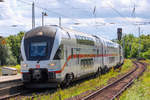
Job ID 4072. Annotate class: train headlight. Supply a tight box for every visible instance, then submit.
[48,62,56,67]
[22,64,28,67]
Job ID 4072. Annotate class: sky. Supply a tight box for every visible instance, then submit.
[0,0,150,39]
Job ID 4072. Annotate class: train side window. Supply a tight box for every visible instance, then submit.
[71,48,73,58]
[54,44,64,60]
[77,54,80,64]
[81,59,85,67]
[83,60,86,67]
[97,49,99,55]
[87,59,89,66]
[65,47,68,66]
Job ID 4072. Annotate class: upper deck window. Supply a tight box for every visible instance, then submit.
[75,35,94,46]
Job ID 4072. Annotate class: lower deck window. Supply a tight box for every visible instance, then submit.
[81,59,93,67]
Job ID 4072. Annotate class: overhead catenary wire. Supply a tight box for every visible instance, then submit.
[130,0,136,18]
[105,1,134,25]
[104,0,141,40]
[16,0,145,36]
[131,4,136,18]
[16,0,81,24]
[17,0,125,27]
[56,1,98,26]
[16,0,115,27]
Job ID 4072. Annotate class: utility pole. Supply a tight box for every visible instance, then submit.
[138,26,141,58]
[42,12,48,26]
[59,17,61,27]
[42,12,44,26]
[123,33,125,57]
[32,2,35,29]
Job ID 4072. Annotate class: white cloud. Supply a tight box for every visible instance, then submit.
[0,0,150,39]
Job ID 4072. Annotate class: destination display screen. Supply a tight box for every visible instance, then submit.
[30,42,47,57]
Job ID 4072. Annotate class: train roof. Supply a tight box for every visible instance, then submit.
[24,26,57,39]
[24,25,119,48]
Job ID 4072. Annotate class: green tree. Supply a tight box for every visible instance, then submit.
[0,38,17,65]
[118,34,150,59]
[141,49,150,59]
[6,32,24,64]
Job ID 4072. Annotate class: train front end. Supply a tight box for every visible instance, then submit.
[21,26,63,86]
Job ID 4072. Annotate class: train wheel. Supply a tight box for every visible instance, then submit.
[102,66,108,74]
[95,67,102,77]
[61,74,73,88]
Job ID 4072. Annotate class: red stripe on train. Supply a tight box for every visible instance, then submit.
[52,53,118,73]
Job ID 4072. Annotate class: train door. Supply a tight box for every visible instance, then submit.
[70,47,79,77]
[75,48,81,77]
[81,48,89,76]
[62,45,74,76]
[103,42,108,67]
[101,42,104,68]
[63,45,70,74]
[119,45,121,64]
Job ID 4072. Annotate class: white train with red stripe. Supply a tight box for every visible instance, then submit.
[21,25,124,87]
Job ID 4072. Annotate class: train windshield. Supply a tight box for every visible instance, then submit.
[30,42,47,57]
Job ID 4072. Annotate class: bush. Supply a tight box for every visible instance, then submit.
[141,49,150,59]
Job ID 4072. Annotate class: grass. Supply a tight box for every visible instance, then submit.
[120,59,150,100]
[16,59,134,100]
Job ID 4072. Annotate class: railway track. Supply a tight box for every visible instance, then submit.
[0,61,146,100]
[82,61,146,100]
[0,79,24,100]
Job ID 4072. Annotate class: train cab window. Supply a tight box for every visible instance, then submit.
[54,45,64,60]
[97,49,99,55]
[30,42,48,57]
[71,48,73,58]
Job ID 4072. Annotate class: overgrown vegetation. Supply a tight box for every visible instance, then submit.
[0,39,16,65]
[120,60,150,100]
[0,32,24,66]
[6,32,24,64]
[117,34,150,59]
[15,59,134,100]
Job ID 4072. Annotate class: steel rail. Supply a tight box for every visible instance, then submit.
[82,61,146,100]
[0,61,146,100]
[0,80,23,100]
[110,62,146,100]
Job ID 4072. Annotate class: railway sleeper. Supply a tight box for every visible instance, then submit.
[0,83,23,98]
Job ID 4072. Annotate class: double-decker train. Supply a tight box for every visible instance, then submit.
[21,25,124,87]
